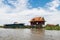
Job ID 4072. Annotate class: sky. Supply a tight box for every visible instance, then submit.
[0,0,60,25]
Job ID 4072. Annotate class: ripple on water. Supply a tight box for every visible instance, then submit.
[0,28,60,40]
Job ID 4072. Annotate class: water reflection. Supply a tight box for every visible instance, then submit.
[0,28,60,40]
[45,30,60,40]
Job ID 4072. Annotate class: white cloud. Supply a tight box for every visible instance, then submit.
[0,0,60,25]
[0,0,28,13]
[44,0,60,25]
[0,0,29,25]
[46,0,60,11]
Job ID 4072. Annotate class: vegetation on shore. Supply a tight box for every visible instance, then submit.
[45,24,60,30]
[0,26,3,28]
[0,24,60,30]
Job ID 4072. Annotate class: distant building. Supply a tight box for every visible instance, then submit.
[46,24,55,26]
[30,17,45,28]
[4,23,25,28]
[46,24,59,27]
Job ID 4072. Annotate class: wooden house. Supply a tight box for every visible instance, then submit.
[30,17,45,28]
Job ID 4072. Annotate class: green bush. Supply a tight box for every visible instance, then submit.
[45,26,60,30]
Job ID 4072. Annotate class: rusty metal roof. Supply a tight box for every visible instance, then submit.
[30,17,45,22]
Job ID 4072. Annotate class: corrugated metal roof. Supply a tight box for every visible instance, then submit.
[30,17,45,22]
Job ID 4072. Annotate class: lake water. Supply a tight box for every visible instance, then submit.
[0,28,60,40]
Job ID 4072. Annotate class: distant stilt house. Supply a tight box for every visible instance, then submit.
[4,23,25,28]
[30,17,45,28]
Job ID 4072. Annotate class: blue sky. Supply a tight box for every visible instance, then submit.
[56,5,60,10]
[2,0,53,9]
[0,0,60,25]
[2,0,60,10]
[28,0,52,8]
[2,0,18,8]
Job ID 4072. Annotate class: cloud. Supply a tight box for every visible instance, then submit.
[43,0,60,24]
[46,0,60,11]
[0,0,28,13]
[0,0,29,25]
[0,0,60,25]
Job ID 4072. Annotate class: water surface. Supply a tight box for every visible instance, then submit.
[0,28,60,40]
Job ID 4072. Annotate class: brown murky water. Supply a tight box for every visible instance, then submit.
[0,28,60,40]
